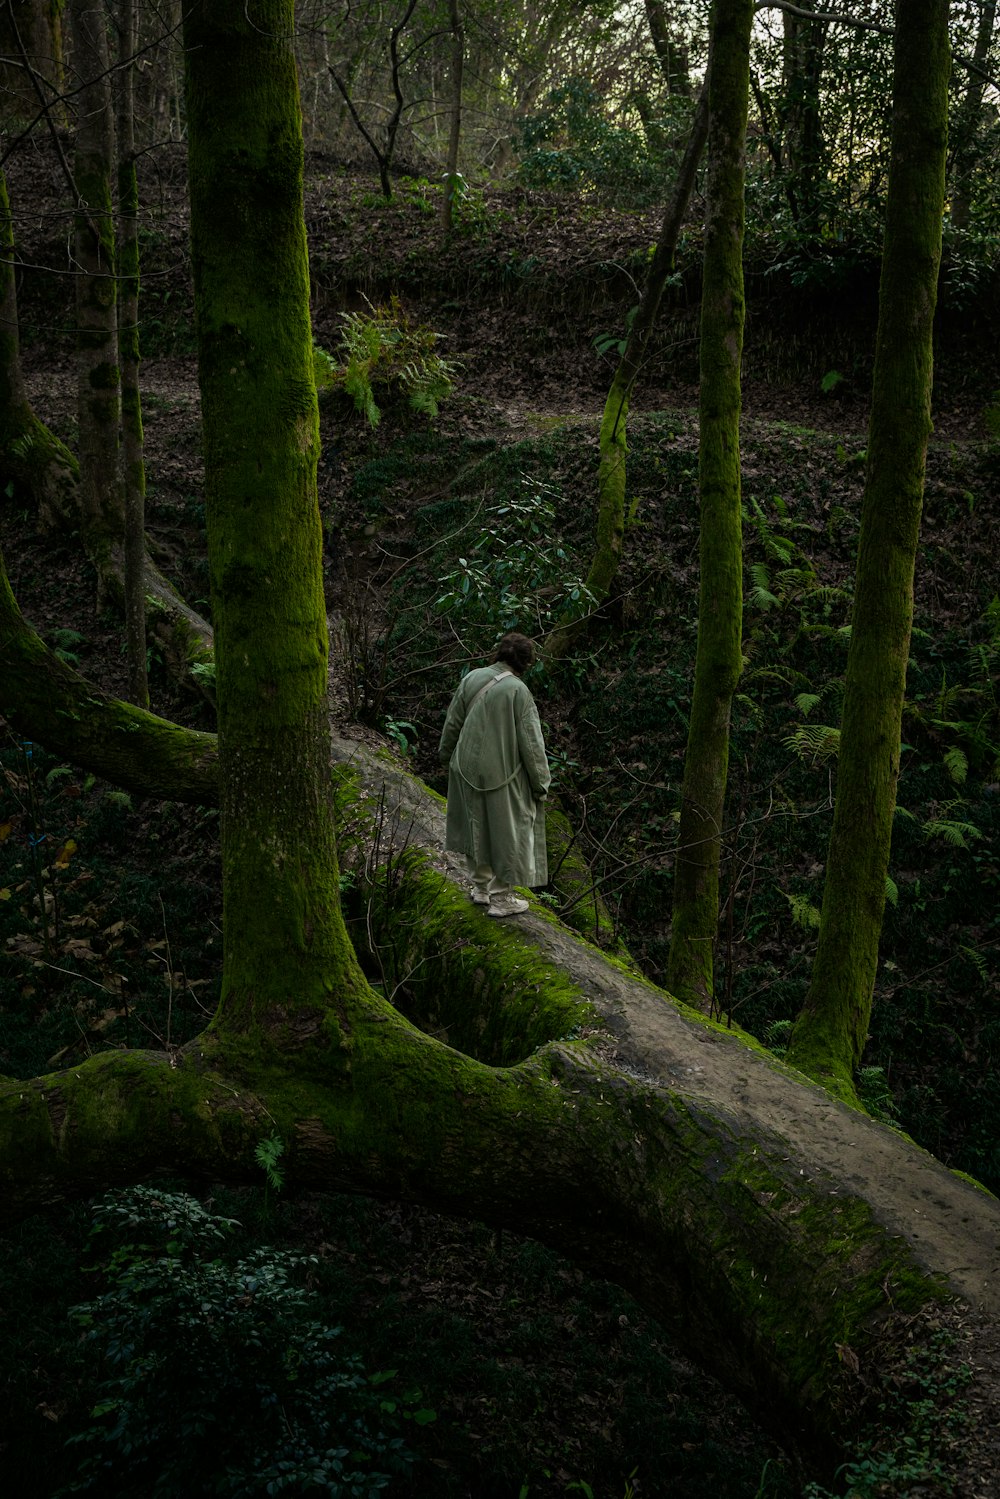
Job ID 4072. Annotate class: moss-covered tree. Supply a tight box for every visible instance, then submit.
[0,164,80,518]
[68,0,123,599]
[0,0,65,122]
[117,0,149,708]
[665,0,751,1012]
[546,82,708,660]
[3,3,1000,1489]
[787,0,950,1102]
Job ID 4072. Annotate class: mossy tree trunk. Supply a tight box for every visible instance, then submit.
[0,165,80,517]
[787,0,950,1102]
[117,0,149,709]
[0,0,65,120]
[182,0,369,1038]
[665,0,751,1013]
[68,0,124,600]
[545,83,708,660]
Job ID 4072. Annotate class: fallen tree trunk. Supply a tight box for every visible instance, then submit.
[2,615,1000,1479]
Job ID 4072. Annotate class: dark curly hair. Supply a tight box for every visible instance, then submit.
[494,632,535,676]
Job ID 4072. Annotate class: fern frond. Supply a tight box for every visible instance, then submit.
[783,891,822,931]
[922,819,982,849]
[884,874,898,908]
[794,692,822,717]
[943,746,968,785]
[783,723,841,763]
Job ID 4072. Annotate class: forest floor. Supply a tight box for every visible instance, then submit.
[3,147,1000,1497]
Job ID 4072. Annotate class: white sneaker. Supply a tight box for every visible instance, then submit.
[469,884,491,906]
[487,893,529,918]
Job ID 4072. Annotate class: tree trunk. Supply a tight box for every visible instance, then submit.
[779,1,829,231]
[666,0,750,1012]
[644,0,691,96]
[182,0,368,1034]
[0,0,65,121]
[787,0,950,1102]
[545,84,708,660]
[0,165,80,518]
[441,0,464,236]
[68,0,123,600]
[950,0,996,230]
[0,543,218,798]
[117,0,148,709]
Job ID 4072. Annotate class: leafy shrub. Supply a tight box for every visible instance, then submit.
[325,297,459,428]
[61,1187,419,1497]
[517,77,683,208]
[434,476,594,650]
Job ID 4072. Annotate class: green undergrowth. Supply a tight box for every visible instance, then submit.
[0,733,222,1079]
[356,416,1000,1191]
[0,1183,795,1498]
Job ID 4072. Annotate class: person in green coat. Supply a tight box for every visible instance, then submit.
[439,632,551,918]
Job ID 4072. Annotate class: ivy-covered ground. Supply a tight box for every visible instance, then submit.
[2,148,999,1496]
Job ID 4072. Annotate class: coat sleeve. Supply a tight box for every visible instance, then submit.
[438,679,468,765]
[515,690,551,800]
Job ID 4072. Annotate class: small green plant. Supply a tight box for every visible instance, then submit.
[434,476,595,647]
[332,296,459,427]
[47,628,86,666]
[62,1187,418,1496]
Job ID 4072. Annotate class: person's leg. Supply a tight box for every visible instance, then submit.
[466,858,494,905]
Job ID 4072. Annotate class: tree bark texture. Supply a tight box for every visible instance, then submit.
[68,0,123,592]
[117,0,148,709]
[0,0,64,120]
[666,0,751,1013]
[182,0,368,1037]
[788,0,949,1100]
[546,84,709,661]
[0,165,80,518]
[441,0,464,235]
[950,0,996,229]
[0,544,218,799]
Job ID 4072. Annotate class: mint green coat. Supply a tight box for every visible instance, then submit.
[439,666,551,887]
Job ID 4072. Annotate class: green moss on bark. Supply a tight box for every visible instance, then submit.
[666,0,752,1012]
[788,0,950,1096]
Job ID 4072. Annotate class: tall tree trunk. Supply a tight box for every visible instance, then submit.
[0,164,80,517]
[644,0,691,96]
[117,0,148,709]
[779,2,829,231]
[950,0,996,230]
[441,0,464,235]
[787,0,950,1103]
[68,0,123,601]
[182,0,368,1033]
[546,84,708,660]
[0,0,65,120]
[665,0,751,1013]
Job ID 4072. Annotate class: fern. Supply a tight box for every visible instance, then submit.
[922,819,982,849]
[784,723,841,763]
[783,891,822,931]
[943,745,968,785]
[749,562,780,611]
[884,874,898,908]
[254,1132,285,1192]
[794,692,823,717]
